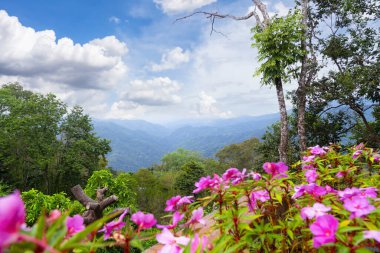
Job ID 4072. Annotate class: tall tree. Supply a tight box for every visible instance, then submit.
[0,83,65,192]
[0,83,111,194]
[309,0,380,146]
[251,11,304,163]
[178,1,309,163]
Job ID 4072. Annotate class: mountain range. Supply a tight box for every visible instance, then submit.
[93,113,280,172]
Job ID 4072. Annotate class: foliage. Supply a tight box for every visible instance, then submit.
[252,11,305,85]
[307,0,380,147]
[215,137,262,171]
[84,169,138,212]
[4,144,380,253]
[21,189,83,225]
[0,83,111,194]
[175,161,206,196]
[161,148,204,171]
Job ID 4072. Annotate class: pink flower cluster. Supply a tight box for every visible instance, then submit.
[165,195,193,212]
[193,174,228,193]
[292,183,330,199]
[222,168,247,185]
[262,162,288,179]
[309,145,328,156]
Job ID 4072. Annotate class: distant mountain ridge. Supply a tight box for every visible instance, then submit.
[93,113,279,172]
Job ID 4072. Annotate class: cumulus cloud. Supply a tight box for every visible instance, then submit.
[154,0,217,13]
[123,77,182,106]
[151,47,190,72]
[186,6,296,117]
[0,10,128,90]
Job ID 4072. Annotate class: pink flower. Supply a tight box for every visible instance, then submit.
[0,191,25,250]
[343,196,375,219]
[325,185,337,194]
[186,207,206,226]
[47,209,61,224]
[301,203,331,220]
[190,234,208,253]
[99,209,128,240]
[303,155,316,163]
[131,211,157,230]
[336,171,346,178]
[222,168,246,185]
[363,230,380,243]
[373,154,380,163]
[165,195,194,212]
[310,214,339,248]
[253,190,270,202]
[156,228,190,253]
[361,187,378,199]
[177,196,193,206]
[292,184,327,199]
[309,145,327,156]
[305,169,318,183]
[263,162,288,179]
[338,187,377,201]
[193,176,212,193]
[352,150,362,159]
[66,215,85,237]
[302,164,315,170]
[249,172,262,180]
[209,174,229,191]
[165,196,181,212]
[157,212,184,229]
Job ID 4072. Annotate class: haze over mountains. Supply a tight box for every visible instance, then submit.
[93,113,279,171]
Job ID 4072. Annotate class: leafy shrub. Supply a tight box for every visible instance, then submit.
[85,169,138,212]
[2,144,380,253]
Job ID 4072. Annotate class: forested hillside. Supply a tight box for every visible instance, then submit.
[93,113,279,171]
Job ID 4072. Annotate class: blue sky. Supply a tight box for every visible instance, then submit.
[0,0,295,123]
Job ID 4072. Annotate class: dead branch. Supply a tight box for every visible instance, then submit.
[71,184,120,225]
[174,0,271,35]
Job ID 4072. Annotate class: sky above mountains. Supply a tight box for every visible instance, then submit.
[0,0,295,123]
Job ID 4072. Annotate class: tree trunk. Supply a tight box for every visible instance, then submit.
[71,184,119,225]
[275,77,289,164]
[297,0,309,154]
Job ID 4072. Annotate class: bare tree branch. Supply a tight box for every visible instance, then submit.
[174,0,272,34]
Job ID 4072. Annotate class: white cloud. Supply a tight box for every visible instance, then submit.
[274,2,290,17]
[0,10,128,90]
[197,91,232,118]
[186,9,296,118]
[151,47,190,71]
[154,0,217,14]
[109,16,121,24]
[123,77,182,106]
[107,100,145,119]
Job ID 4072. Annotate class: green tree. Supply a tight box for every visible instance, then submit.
[215,138,262,171]
[308,0,380,147]
[252,11,305,163]
[84,169,138,212]
[161,148,203,171]
[175,161,205,196]
[0,83,65,192]
[0,83,111,194]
